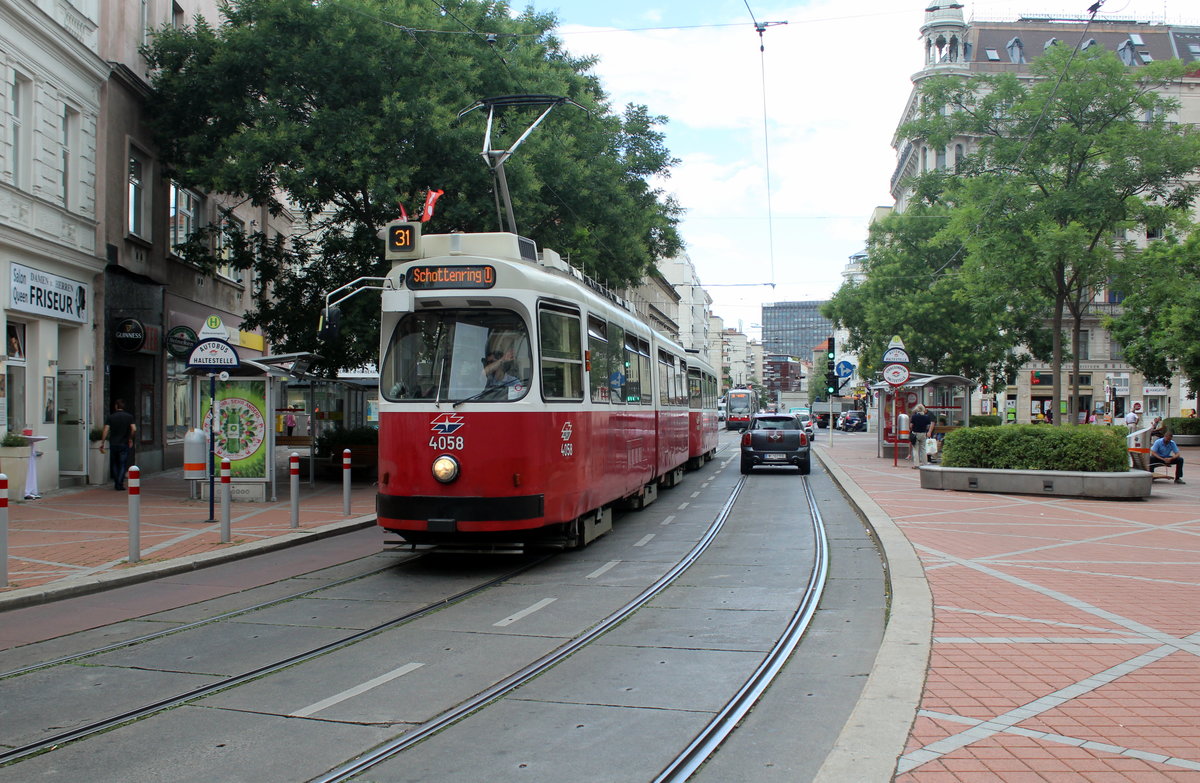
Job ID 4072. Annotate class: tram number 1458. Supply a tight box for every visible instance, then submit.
[429,435,464,450]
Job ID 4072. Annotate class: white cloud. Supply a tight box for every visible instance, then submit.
[550,0,1198,335]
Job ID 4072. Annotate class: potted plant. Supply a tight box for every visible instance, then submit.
[0,431,31,499]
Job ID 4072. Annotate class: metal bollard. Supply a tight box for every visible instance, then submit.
[343,448,352,516]
[220,458,231,544]
[128,466,141,564]
[289,452,300,529]
[0,474,8,586]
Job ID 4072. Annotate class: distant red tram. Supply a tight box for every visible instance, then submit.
[375,225,719,549]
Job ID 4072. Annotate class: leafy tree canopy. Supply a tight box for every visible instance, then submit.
[144,0,682,373]
[823,203,1034,385]
[1108,231,1200,393]
[898,44,1200,415]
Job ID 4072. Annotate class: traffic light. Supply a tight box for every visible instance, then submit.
[824,336,837,394]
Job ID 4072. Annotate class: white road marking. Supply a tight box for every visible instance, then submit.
[634,534,655,547]
[494,597,557,627]
[587,561,620,579]
[291,662,425,717]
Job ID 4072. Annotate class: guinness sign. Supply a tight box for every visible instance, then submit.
[115,318,146,352]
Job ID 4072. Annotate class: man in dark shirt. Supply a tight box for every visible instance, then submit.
[100,398,137,490]
[910,404,934,469]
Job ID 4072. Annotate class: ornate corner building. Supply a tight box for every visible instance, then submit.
[890,1,1200,422]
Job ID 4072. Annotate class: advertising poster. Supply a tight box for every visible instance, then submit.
[200,379,269,479]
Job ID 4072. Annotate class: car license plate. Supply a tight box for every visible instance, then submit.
[764,453,786,461]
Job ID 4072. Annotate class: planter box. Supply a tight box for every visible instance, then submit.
[1173,434,1200,447]
[0,446,31,500]
[89,442,108,485]
[919,465,1152,499]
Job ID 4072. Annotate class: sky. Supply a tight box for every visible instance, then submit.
[520,0,1198,341]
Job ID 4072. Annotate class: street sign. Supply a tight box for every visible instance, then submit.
[835,360,855,378]
[883,363,910,386]
[882,347,910,364]
[187,338,241,369]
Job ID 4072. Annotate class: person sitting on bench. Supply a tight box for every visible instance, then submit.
[1149,431,1186,484]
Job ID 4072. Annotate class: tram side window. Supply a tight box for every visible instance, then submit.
[688,369,703,409]
[587,316,610,403]
[607,322,625,405]
[639,340,652,405]
[539,306,583,400]
[659,351,680,406]
[624,334,645,404]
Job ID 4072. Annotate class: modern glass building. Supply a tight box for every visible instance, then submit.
[761,301,833,358]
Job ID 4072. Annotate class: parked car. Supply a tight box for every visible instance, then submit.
[837,410,866,432]
[794,412,818,438]
[740,414,811,475]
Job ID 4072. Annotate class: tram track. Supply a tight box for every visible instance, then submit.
[0,552,551,767]
[2,444,820,782]
[311,471,829,783]
[0,550,430,681]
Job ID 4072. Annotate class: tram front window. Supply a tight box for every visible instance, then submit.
[381,309,532,402]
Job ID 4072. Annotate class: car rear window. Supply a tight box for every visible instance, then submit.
[755,417,798,430]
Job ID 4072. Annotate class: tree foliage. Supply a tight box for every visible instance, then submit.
[899,45,1200,419]
[1108,231,1200,393]
[143,0,682,373]
[823,203,1032,385]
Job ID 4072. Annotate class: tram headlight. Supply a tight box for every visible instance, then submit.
[431,454,460,484]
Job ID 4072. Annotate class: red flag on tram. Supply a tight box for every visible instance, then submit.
[397,202,409,221]
[421,189,444,222]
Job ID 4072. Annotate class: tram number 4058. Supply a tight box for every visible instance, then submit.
[429,435,464,450]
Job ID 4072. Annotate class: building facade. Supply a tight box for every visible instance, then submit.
[890,2,1200,421]
[761,301,834,361]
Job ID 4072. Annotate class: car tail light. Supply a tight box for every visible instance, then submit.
[741,432,751,446]
[800,432,808,446]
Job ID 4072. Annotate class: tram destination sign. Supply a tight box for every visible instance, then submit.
[405,265,496,290]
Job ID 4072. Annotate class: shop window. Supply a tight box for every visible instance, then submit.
[166,357,192,441]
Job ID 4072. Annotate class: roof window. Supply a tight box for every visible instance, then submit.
[1129,33,1145,46]
[985,48,1000,61]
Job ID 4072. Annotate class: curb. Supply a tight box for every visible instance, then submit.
[0,515,378,613]
[810,444,932,783]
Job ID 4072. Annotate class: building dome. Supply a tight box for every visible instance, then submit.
[923,1,965,27]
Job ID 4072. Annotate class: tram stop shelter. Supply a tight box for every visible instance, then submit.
[185,352,320,502]
[871,373,973,459]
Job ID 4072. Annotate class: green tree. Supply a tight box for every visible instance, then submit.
[823,203,1033,387]
[901,45,1200,421]
[143,0,682,373]
[1108,231,1200,393]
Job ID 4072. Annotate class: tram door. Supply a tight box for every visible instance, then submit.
[56,371,88,475]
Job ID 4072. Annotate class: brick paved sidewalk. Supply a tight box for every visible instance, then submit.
[0,459,378,610]
[817,432,1200,782]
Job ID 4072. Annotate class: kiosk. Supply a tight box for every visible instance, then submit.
[873,374,973,460]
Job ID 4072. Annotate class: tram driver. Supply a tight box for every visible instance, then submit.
[482,348,520,390]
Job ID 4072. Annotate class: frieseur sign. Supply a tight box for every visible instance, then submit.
[10,263,90,324]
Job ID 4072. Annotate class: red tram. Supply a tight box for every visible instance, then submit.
[375,225,719,549]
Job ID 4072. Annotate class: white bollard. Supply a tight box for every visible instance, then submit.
[220,458,231,544]
[0,474,8,586]
[343,449,352,516]
[128,466,141,563]
[290,452,300,529]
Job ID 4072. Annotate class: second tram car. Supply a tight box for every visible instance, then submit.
[724,387,759,431]
[375,226,718,549]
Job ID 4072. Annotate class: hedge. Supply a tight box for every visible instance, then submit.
[941,424,1129,472]
[967,415,1001,427]
[1163,417,1200,436]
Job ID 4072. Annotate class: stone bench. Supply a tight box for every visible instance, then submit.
[919,465,1152,498]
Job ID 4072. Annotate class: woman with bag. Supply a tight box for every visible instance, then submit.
[910,404,934,469]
